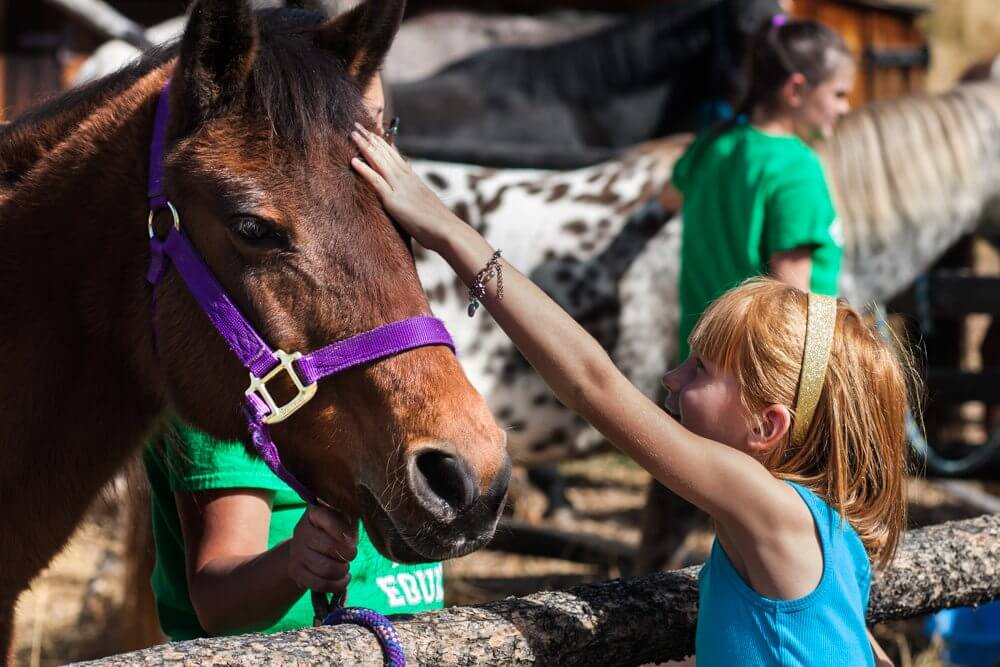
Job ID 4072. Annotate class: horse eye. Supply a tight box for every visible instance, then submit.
[230,216,280,243]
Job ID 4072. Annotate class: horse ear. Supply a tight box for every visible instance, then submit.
[312,0,405,89]
[173,0,258,120]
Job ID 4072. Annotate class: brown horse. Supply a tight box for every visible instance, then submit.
[0,0,510,655]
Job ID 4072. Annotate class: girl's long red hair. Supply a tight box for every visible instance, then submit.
[690,278,916,567]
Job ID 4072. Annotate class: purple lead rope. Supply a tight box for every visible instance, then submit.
[324,607,407,667]
[147,78,430,665]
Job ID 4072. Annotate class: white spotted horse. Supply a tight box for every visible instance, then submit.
[409,136,689,514]
[0,0,512,656]
[413,136,689,463]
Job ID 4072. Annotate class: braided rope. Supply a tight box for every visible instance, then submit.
[323,607,406,667]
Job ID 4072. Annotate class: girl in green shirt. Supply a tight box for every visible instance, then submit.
[144,420,445,640]
[668,17,855,362]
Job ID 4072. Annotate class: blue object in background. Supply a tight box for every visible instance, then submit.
[697,99,733,129]
[926,601,1000,667]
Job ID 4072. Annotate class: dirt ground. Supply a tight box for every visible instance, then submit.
[12,452,994,667]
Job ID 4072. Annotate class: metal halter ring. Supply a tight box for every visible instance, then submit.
[147,200,181,239]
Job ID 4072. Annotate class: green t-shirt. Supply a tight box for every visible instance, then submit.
[144,423,444,640]
[673,123,842,361]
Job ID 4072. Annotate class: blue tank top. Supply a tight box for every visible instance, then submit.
[696,482,873,666]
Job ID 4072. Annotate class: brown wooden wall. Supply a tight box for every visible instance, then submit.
[0,0,180,121]
[793,0,930,105]
[0,53,65,121]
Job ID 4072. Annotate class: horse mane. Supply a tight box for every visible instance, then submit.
[821,82,1000,257]
[237,8,365,150]
[0,7,365,192]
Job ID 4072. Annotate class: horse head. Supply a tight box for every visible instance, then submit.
[155,0,509,561]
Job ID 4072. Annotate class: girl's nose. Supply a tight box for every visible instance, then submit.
[662,360,692,416]
[661,357,695,393]
[661,370,675,392]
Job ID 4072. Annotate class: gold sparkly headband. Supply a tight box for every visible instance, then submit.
[791,293,837,445]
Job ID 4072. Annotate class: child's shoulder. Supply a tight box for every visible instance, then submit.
[786,482,869,562]
[753,136,828,189]
[746,129,820,163]
[680,125,817,166]
[673,124,749,189]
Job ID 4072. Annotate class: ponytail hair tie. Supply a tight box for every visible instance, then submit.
[772,14,787,28]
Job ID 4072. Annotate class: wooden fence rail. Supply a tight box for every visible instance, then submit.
[76,513,1000,666]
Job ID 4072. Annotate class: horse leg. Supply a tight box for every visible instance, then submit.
[0,431,138,663]
[980,237,1000,438]
[1,600,14,666]
[527,464,574,519]
[921,238,974,445]
[636,480,710,574]
[0,510,93,664]
[982,317,1000,434]
[120,467,162,651]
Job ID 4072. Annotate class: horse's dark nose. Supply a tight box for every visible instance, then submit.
[410,449,480,518]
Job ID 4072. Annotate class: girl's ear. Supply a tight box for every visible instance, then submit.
[747,404,792,458]
[781,72,809,109]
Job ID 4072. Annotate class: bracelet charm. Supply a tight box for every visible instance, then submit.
[468,249,504,317]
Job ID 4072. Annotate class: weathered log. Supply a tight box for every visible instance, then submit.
[75,514,1000,667]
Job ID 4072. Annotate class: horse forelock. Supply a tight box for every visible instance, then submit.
[240,9,367,153]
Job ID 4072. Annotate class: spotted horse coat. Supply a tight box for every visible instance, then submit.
[412,136,689,466]
[412,82,1000,469]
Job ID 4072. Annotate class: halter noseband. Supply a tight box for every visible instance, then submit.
[146,79,455,506]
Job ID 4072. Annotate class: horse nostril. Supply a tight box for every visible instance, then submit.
[414,450,479,515]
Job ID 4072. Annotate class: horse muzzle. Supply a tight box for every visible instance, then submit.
[361,451,511,562]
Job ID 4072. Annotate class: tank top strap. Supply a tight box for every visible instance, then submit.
[786,481,841,550]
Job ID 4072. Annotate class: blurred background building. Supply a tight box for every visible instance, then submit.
[0,0,957,122]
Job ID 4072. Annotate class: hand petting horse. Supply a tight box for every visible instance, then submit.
[0,0,511,656]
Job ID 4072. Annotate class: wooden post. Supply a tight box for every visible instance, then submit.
[76,514,1000,666]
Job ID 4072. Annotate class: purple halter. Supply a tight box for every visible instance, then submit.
[146,79,454,506]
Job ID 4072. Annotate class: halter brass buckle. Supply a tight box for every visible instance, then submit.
[246,350,318,424]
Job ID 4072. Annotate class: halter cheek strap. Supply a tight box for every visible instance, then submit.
[791,293,837,445]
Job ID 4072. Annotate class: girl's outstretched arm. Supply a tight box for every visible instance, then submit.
[349,126,796,532]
